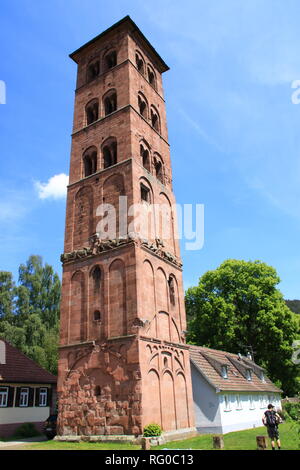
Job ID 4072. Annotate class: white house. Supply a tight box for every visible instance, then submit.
[190,345,282,434]
[0,339,57,438]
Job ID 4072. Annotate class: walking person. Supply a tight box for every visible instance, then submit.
[262,404,282,450]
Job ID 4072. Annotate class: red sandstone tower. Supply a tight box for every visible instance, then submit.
[57,16,195,437]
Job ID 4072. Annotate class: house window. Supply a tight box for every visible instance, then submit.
[224,395,231,411]
[0,387,8,407]
[19,388,29,407]
[246,369,252,381]
[39,388,48,407]
[95,385,101,396]
[236,394,242,410]
[249,395,255,410]
[221,365,228,379]
[260,371,265,382]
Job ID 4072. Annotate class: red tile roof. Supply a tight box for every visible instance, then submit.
[0,339,56,384]
[190,345,281,393]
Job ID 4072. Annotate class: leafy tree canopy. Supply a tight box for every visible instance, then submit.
[0,255,60,375]
[186,259,299,396]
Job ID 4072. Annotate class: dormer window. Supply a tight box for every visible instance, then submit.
[221,365,228,379]
[246,369,252,381]
[260,371,265,383]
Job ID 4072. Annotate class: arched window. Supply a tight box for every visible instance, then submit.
[83,147,97,177]
[140,183,150,203]
[103,50,117,71]
[147,65,156,89]
[93,310,101,322]
[168,276,175,306]
[138,93,148,119]
[92,266,101,290]
[86,99,99,125]
[151,106,160,133]
[103,90,117,116]
[102,138,117,168]
[140,143,150,172]
[135,51,145,75]
[87,59,100,82]
[154,154,164,184]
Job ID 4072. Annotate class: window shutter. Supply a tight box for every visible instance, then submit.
[7,386,15,407]
[35,387,40,407]
[28,387,34,407]
[46,387,52,407]
[15,387,21,407]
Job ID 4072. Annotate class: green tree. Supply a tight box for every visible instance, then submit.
[0,255,61,375]
[0,271,15,321]
[186,259,299,396]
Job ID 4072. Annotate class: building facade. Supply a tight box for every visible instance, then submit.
[0,339,56,438]
[190,346,282,434]
[57,16,195,437]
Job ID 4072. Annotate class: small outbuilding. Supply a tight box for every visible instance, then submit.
[190,345,282,434]
[0,339,57,438]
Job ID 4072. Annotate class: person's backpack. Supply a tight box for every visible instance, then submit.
[265,410,277,427]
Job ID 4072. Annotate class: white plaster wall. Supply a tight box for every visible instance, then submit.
[0,406,50,425]
[219,392,282,433]
[191,364,222,433]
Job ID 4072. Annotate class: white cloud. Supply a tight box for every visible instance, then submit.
[35,173,69,200]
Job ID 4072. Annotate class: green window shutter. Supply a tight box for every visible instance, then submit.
[35,387,40,407]
[15,387,21,407]
[7,386,15,407]
[46,387,52,407]
[28,387,34,407]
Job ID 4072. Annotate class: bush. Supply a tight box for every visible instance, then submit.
[282,402,300,421]
[12,422,41,439]
[143,423,162,437]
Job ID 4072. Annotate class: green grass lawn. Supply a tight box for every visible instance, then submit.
[153,422,299,450]
[4,422,299,450]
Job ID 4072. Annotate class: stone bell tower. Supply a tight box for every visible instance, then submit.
[57,16,195,437]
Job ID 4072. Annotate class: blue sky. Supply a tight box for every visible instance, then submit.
[0,0,300,299]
